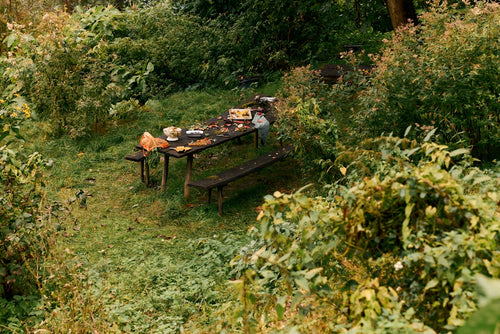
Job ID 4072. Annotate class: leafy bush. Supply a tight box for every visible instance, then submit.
[171,0,390,72]
[359,1,500,160]
[226,136,500,333]
[0,94,83,332]
[106,3,232,93]
[0,96,46,299]
[109,98,146,124]
[275,66,338,182]
[0,93,112,331]
[0,8,120,137]
[0,4,235,137]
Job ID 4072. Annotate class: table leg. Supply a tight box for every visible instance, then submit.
[161,154,169,192]
[184,153,194,200]
[254,131,258,148]
[217,186,224,216]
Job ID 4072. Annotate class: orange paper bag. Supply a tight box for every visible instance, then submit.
[140,132,169,156]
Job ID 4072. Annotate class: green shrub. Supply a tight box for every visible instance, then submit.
[227,136,500,332]
[275,66,338,182]
[0,96,46,299]
[173,0,390,73]
[34,7,128,137]
[1,4,235,137]
[106,3,233,93]
[360,1,500,160]
[0,7,121,137]
[0,92,110,331]
[109,98,146,124]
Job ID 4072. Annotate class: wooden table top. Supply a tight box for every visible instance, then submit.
[137,107,276,158]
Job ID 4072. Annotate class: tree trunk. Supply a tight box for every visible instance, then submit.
[386,0,418,30]
[62,0,72,12]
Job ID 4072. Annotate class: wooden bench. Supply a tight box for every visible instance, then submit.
[188,145,292,215]
[319,64,375,83]
[124,151,150,186]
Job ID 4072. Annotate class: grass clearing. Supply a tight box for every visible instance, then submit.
[22,86,300,331]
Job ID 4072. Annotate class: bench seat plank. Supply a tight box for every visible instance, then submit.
[188,145,292,215]
[124,151,149,185]
[188,145,291,191]
[124,150,145,162]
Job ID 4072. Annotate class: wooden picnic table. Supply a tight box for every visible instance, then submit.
[136,100,277,200]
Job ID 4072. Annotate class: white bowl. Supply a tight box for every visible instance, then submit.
[163,127,182,141]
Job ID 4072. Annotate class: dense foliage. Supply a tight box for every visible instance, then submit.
[211,2,500,332]
[0,70,77,332]
[359,2,500,160]
[171,0,392,70]
[0,0,391,138]
[0,96,41,298]
[105,3,231,94]
[0,95,54,331]
[274,66,339,182]
[226,137,500,333]
[0,0,498,333]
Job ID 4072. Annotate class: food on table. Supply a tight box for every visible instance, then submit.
[188,138,212,146]
[229,108,252,120]
[187,124,206,133]
[214,127,229,135]
[174,146,192,152]
[163,127,182,141]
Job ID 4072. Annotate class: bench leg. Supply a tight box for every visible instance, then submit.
[140,160,145,182]
[217,186,224,216]
[207,188,212,204]
[145,162,150,187]
[161,155,169,192]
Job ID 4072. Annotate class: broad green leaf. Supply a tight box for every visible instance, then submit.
[473,175,492,185]
[404,125,412,137]
[424,128,437,142]
[402,217,411,243]
[403,146,420,157]
[449,148,469,157]
[146,61,155,73]
[424,279,439,291]
[4,33,18,48]
[276,303,285,320]
[405,202,415,217]
[248,293,256,304]
[0,131,8,142]
[294,276,310,292]
[305,267,323,279]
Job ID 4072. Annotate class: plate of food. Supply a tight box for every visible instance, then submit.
[228,108,252,120]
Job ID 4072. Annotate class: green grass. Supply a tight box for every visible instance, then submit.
[21,85,299,332]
